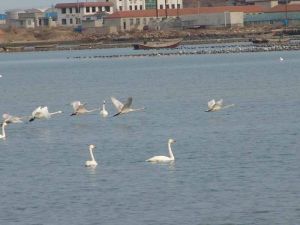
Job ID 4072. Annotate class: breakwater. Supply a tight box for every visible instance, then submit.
[69,42,300,60]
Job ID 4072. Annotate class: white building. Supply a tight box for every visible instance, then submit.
[97,0,182,12]
[55,2,114,26]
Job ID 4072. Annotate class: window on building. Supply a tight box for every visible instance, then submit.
[166,4,169,9]
[171,4,175,8]
[136,18,140,25]
[135,5,138,10]
[98,7,102,12]
[75,7,80,13]
[62,8,66,14]
[92,7,96,12]
[160,5,163,9]
[105,6,110,12]
[177,4,180,8]
[129,5,133,10]
[70,18,73,24]
[119,6,123,11]
[69,8,73,13]
[28,20,32,25]
[86,7,90,13]
[140,5,143,10]
[143,18,147,25]
[76,18,81,24]
[130,18,134,25]
[123,21,126,30]
[62,19,67,25]
[145,0,156,9]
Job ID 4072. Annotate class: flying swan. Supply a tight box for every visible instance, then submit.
[111,96,145,117]
[100,100,108,117]
[85,144,98,167]
[29,106,62,122]
[146,139,176,163]
[205,99,234,112]
[1,113,24,125]
[71,101,99,116]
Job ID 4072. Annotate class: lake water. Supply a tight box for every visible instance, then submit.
[0,47,299,225]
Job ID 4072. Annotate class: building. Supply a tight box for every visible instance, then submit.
[5,8,57,28]
[104,5,263,31]
[55,2,114,26]
[245,3,300,25]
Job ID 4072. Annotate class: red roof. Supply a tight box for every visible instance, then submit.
[107,6,264,19]
[267,4,300,12]
[55,2,113,8]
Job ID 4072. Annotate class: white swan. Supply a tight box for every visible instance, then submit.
[85,144,98,167]
[0,121,8,139]
[205,99,234,112]
[29,106,62,122]
[100,100,108,117]
[280,57,284,62]
[71,101,99,116]
[111,96,145,117]
[146,139,176,163]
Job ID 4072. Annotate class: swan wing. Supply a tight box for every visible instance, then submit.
[76,104,89,113]
[216,99,223,106]
[2,113,11,120]
[41,106,50,118]
[71,101,82,111]
[111,97,124,112]
[122,97,133,110]
[2,113,23,123]
[208,99,216,109]
[32,106,42,117]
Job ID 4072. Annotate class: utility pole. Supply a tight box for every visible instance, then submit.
[165,0,168,18]
[285,0,288,29]
[156,0,158,18]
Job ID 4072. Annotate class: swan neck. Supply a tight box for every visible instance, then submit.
[89,148,96,161]
[1,124,5,138]
[50,111,61,115]
[88,108,99,113]
[102,103,106,111]
[168,142,174,159]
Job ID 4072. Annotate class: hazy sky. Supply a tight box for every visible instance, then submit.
[0,0,77,13]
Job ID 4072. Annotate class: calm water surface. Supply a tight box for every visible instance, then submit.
[0,47,299,225]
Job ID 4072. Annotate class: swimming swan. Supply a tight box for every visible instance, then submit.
[111,96,145,117]
[85,144,98,167]
[100,100,108,117]
[0,121,8,139]
[71,101,99,116]
[29,106,62,122]
[205,99,234,112]
[146,139,176,163]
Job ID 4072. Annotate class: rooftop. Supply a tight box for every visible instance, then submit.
[55,2,113,9]
[107,5,264,19]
